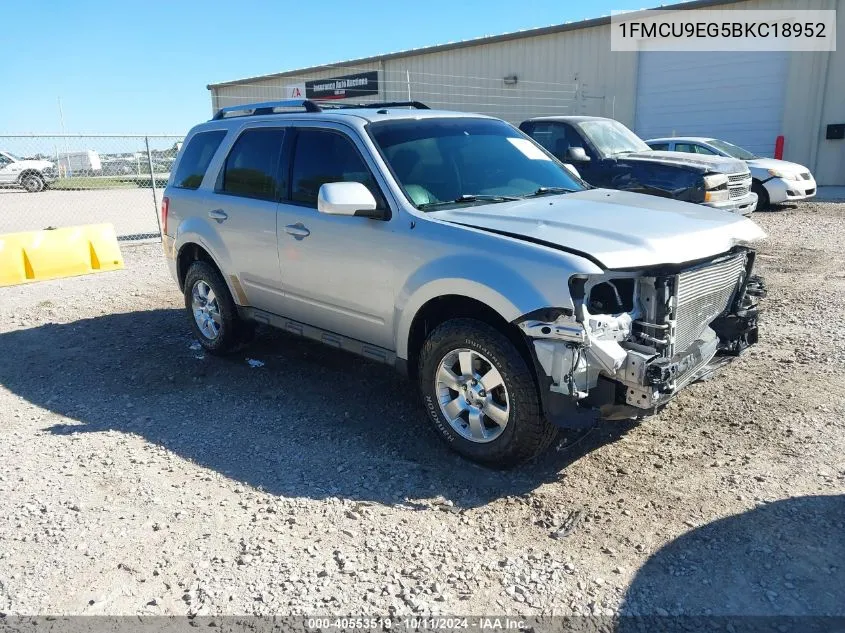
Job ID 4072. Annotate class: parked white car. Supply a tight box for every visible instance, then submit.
[645,137,816,208]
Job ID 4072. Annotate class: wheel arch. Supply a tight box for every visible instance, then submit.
[402,292,538,385]
[175,238,245,305]
[17,168,44,181]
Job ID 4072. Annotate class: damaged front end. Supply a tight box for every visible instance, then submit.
[518,248,766,427]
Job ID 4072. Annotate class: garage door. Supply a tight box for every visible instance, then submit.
[635,51,788,158]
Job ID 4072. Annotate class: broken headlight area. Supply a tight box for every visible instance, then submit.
[518,248,764,425]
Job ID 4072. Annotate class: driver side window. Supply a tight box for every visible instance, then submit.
[290,129,385,208]
[529,123,583,160]
[0,155,11,167]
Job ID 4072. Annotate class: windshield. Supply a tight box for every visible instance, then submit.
[577,120,650,157]
[707,139,757,160]
[2,152,21,161]
[369,118,584,209]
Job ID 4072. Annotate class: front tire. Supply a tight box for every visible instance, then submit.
[751,180,770,210]
[418,318,557,468]
[183,261,251,355]
[21,173,44,193]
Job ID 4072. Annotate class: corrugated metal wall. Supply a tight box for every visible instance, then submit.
[380,24,638,125]
[210,23,638,127]
[210,0,844,185]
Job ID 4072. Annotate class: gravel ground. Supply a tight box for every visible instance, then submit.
[0,201,843,617]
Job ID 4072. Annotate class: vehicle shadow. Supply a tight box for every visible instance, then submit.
[0,309,633,508]
[759,202,798,213]
[619,494,845,625]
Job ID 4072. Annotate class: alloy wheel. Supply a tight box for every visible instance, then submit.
[191,280,222,340]
[435,348,510,443]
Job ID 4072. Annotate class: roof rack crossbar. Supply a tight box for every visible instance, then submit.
[212,99,322,120]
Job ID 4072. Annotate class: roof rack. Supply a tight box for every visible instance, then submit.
[212,99,322,120]
[317,101,430,110]
[212,99,429,120]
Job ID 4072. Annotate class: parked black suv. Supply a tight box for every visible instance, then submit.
[520,116,757,216]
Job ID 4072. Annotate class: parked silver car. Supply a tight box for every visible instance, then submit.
[646,137,817,208]
[162,100,766,467]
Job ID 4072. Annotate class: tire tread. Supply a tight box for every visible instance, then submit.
[418,318,557,468]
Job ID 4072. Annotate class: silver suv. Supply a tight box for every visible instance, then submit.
[162,100,766,467]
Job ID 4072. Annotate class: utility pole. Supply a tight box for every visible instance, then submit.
[58,97,70,176]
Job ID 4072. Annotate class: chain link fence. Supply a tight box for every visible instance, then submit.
[0,135,183,241]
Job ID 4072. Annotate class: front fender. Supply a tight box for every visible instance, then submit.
[394,254,568,360]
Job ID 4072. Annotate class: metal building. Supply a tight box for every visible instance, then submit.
[208,0,844,186]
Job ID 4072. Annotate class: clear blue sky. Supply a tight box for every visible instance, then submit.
[1,0,650,135]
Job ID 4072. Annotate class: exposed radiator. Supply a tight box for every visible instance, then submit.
[673,255,745,353]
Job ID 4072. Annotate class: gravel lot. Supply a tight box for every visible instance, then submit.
[0,188,161,238]
[0,201,843,618]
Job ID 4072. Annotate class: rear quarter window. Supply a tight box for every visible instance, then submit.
[171,130,227,190]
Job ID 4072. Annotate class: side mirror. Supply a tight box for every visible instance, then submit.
[317,182,383,219]
[566,147,590,163]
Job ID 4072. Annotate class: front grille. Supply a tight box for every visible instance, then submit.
[727,172,752,200]
[674,255,745,352]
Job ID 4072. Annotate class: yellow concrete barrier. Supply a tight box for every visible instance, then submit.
[0,224,124,287]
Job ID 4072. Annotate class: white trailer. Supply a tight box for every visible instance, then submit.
[58,150,102,176]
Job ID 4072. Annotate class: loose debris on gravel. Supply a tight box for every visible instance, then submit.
[0,201,843,616]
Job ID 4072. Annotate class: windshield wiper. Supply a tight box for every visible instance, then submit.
[418,194,520,210]
[454,194,520,202]
[525,186,578,198]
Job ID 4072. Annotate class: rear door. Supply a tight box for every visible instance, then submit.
[203,125,287,313]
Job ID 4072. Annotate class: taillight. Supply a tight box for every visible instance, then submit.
[161,196,169,235]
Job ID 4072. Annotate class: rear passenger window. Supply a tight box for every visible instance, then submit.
[172,130,226,190]
[290,130,383,208]
[675,143,697,154]
[220,129,285,200]
[649,143,669,151]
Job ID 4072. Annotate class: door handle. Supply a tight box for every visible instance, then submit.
[284,223,310,239]
[208,209,228,222]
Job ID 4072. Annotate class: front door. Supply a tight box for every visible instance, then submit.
[275,125,396,350]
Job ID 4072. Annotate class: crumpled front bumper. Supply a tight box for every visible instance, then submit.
[703,191,758,216]
[523,271,766,428]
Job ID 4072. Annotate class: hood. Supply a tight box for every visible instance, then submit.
[620,151,747,175]
[431,188,766,270]
[746,157,809,175]
[11,159,54,170]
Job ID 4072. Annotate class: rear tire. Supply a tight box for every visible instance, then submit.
[183,261,251,355]
[751,180,770,210]
[418,318,557,468]
[21,173,44,193]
